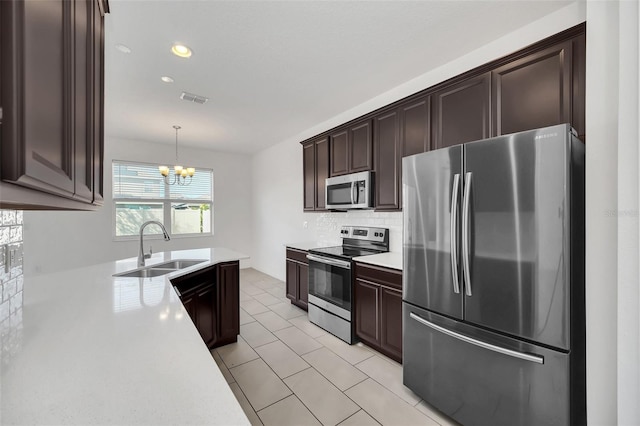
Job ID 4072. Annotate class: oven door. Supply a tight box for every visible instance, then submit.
[306,254,352,319]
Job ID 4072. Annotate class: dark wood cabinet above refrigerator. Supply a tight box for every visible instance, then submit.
[0,0,108,210]
[300,23,585,212]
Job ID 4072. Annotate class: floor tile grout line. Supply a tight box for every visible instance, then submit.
[281,366,360,426]
[237,270,446,426]
[353,355,425,408]
[229,377,264,425]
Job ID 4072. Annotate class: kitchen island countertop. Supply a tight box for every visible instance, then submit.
[0,248,250,425]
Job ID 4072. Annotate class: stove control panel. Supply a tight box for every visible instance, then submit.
[340,226,388,243]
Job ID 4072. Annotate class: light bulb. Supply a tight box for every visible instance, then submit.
[187,167,195,177]
[174,165,183,175]
[159,166,169,177]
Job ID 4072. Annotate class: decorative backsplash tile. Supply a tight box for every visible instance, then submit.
[0,209,24,365]
[315,210,403,252]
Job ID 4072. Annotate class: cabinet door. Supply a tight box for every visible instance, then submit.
[355,279,380,345]
[303,142,315,211]
[195,284,217,348]
[217,262,239,345]
[286,259,298,301]
[297,263,309,309]
[374,109,400,211]
[315,137,329,210]
[1,0,75,197]
[73,0,94,202]
[401,96,431,157]
[380,287,403,361]
[492,41,572,136]
[349,120,372,173]
[571,34,586,141]
[181,292,197,324]
[432,72,491,149]
[330,130,349,176]
[91,0,106,205]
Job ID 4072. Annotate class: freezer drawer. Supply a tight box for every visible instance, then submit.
[403,303,574,426]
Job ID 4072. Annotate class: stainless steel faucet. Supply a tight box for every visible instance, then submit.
[138,221,171,266]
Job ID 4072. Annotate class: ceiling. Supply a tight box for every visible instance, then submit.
[104,0,572,154]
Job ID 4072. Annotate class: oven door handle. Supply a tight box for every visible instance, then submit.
[306,254,351,270]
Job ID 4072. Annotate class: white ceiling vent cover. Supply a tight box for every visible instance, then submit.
[180,91,209,105]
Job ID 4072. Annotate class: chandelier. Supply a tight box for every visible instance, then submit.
[158,125,195,186]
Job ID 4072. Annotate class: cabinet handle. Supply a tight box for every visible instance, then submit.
[173,286,182,298]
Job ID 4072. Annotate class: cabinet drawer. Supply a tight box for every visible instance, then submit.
[286,248,308,264]
[355,263,402,291]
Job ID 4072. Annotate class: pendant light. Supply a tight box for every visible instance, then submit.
[158,125,195,185]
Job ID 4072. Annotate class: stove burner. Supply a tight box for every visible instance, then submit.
[308,245,382,260]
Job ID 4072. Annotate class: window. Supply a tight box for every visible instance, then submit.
[112,161,213,239]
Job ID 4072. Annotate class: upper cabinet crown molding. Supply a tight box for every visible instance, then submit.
[0,0,108,210]
[300,23,585,212]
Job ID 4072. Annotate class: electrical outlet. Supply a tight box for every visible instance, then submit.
[7,244,22,270]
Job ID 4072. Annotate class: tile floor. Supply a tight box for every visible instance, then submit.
[211,268,458,426]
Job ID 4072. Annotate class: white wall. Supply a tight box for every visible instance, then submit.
[250,2,639,425]
[23,137,253,276]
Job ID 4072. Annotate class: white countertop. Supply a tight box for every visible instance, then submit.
[1,248,251,425]
[353,252,403,271]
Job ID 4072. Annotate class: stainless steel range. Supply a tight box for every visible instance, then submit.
[307,226,389,344]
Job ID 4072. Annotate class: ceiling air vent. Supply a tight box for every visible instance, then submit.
[180,91,209,105]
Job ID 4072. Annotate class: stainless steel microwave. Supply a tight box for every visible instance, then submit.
[325,171,373,210]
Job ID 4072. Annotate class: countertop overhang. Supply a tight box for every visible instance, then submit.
[0,248,250,425]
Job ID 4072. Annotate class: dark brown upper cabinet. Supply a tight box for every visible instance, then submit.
[374,108,401,211]
[303,136,329,211]
[492,40,573,137]
[299,24,585,212]
[432,72,491,150]
[400,95,431,157]
[0,0,107,210]
[330,119,372,177]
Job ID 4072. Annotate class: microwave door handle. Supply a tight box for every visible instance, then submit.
[351,182,356,205]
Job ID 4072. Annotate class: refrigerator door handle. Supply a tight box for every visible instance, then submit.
[450,174,461,294]
[462,172,473,296]
[409,312,544,364]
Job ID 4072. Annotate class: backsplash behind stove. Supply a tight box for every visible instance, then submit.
[314,211,402,252]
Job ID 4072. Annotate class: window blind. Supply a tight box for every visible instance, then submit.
[112,161,213,201]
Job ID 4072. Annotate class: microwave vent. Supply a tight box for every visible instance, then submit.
[180,91,209,104]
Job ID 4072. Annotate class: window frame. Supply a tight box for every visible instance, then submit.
[112,160,214,241]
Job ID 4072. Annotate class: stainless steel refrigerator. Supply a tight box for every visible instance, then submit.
[402,124,585,426]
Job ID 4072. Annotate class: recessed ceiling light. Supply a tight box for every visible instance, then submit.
[171,43,192,58]
[161,76,174,83]
[115,43,132,54]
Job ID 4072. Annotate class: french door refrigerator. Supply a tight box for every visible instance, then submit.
[402,124,585,426]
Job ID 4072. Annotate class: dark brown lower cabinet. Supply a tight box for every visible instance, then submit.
[286,248,309,310]
[171,261,240,349]
[354,262,403,363]
[217,261,240,346]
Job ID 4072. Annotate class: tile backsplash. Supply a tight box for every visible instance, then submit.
[0,210,24,365]
[314,210,403,252]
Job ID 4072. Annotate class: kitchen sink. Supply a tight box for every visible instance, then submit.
[113,259,207,278]
[113,268,177,278]
[151,259,207,270]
